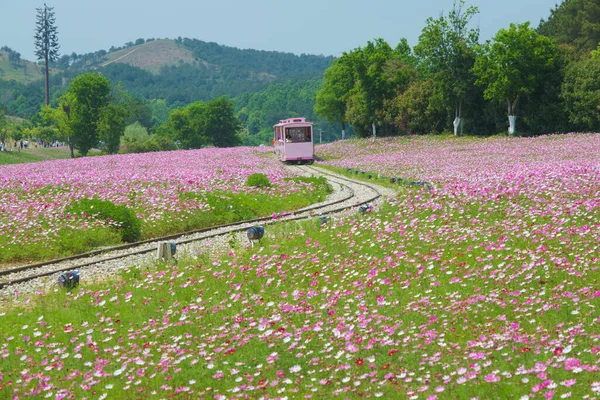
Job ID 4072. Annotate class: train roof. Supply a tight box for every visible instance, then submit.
[274,117,313,127]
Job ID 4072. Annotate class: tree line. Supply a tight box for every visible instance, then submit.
[34,73,241,157]
[3,0,600,150]
[315,0,600,138]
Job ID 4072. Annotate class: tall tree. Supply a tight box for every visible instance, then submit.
[315,55,355,140]
[204,97,241,148]
[415,0,480,135]
[561,57,600,131]
[40,92,76,158]
[169,102,210,149]
[348,39,395,140]
[473,23,558,134]
[538,0,600,55]
[167,98,241,149]
[34,3,60,106]
[69,73,112,155]
[0,109,7,146]
[98,103,128,154]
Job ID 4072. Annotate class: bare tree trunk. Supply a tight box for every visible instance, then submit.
[507,95,520,135]
[44,54,50,106]
[341,121,346,140]
[453,100,463,136]
[44,7,50,107]
[68,138,75,159]
[372,122,376,142]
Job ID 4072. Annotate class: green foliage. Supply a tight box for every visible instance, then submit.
[66,198,141,243]
[120,134,176,153]
[123,122,150,143]
[69,73,112,155]
[314,55,355,131]
[168,102,210,149]
[592,43,600,59]
[235,79,340,144]
[142,135,176,152]
[98,103,128,154]
[414,0,480,134]
[166,97,241,149]
[392,79,447,134]
[347,39,395,134]
[561,57,600,130]
[0,109,6,141]
[538,0,600,55]
[246,173,271,188]
[204,97,242,147]
[473,23,559,132]
[34,3,60,105]
[40,93,76,158]
[148,99,171,126]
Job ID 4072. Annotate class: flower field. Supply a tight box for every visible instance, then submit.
[0,147,328,263]
[1,134,600,399]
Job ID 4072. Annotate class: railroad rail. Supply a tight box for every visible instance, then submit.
[0,166,388,290]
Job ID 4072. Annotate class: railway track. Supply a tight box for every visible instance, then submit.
[0,166,391,291]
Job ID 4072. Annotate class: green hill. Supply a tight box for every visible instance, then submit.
[98,39,196,74]
[1,37,334,117]
[0,50,45,84]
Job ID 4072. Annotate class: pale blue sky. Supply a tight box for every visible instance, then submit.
[0,0,560,61]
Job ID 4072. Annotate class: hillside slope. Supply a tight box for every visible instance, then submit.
[99,39,196,74]
[1,37,334,117]
[0,50,45,84]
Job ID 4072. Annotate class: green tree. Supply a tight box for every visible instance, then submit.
[538,0,600,55]
[348,39,395,140]
[0,110,7,146]
[40,93,76,158]
[415,0,480,135]
[68,73,112,155]
[392,79,446,134]
[167,98,241,149]
[148,99,171,127]
[473,23,558,134]
[98,103,128,154]
[315,55,355,140]
[591,43,600,59]
[168,102,210,149]
[34,3,60,106]
[561,57,600,130]
[204,97,241,148]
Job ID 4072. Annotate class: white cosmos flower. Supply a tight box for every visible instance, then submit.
[289,365,301,373]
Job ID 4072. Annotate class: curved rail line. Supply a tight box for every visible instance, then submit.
[0,166,386,290]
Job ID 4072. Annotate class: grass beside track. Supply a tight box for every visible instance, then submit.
[0,176,332,265]
[1,184,598,399]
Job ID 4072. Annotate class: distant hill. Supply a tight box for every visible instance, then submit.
[97,40,196,74]
[0,50,46,84]
[1,38,334,117]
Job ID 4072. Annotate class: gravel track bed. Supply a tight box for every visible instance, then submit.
[0,165,395,304]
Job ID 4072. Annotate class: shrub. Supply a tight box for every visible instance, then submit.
[246,173,271,188]
[123,122,150,144]
[66,199,142,243]
[120,135,177,154]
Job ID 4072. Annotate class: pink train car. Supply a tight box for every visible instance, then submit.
[273,118,314,163]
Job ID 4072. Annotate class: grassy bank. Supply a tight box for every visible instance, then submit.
[1,185,598,398]
[0,176,332,264]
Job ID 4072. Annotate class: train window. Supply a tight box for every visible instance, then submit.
[285,127,312,143]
